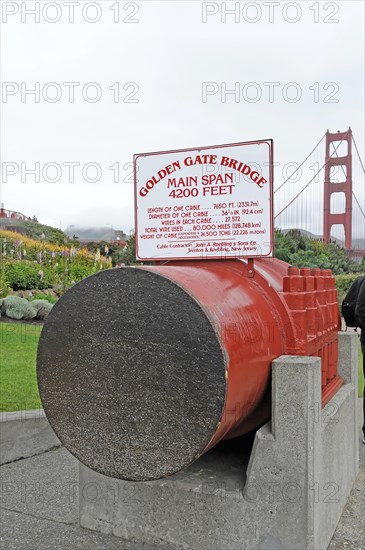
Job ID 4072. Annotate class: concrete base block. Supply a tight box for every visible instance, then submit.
[79,332,359,550]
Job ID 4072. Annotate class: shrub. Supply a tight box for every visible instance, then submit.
[1,295,20,313]
[274,228,362,274]
[67,263,94,282]
[5,262,39,290]
[334,273,361,306]
[28,293,58,304]
[1,295,37,320]
[0,265,10,298]
[121,234,136,265]
[4,261,56,290]
[30,299,53,319]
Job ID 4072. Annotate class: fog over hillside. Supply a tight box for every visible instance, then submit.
[65,225,128,242]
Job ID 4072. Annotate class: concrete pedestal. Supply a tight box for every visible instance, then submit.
[79,332,359,550]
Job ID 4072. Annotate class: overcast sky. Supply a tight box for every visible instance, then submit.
[1,0,364,234]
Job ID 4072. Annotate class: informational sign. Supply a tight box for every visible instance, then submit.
[134,140,273,261]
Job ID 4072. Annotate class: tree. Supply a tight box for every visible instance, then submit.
[121,234,136,265]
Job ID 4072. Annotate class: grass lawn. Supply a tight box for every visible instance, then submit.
[0,322,43,411]
[0,322,364,412]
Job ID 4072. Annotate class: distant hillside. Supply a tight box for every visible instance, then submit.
[281,228,364,250]
[0,218,67,245]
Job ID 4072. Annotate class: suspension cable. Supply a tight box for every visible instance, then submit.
[274,133,326,194]
[352,135,365,174]
[274,164,325,219]
[274,132,349,220]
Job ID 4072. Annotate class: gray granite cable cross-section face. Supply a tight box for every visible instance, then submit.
[37,268,227,481]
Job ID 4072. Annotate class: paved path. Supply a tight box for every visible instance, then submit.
[0,444,166,550]
[0,408,364,550]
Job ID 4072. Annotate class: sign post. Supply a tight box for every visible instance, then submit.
[134,139,273,261]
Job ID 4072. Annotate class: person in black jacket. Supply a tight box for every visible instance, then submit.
[355,277,365,444]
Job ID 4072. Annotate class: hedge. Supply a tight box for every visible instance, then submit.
[334,273,361,306]
[3,258,108,293]
[4,261,55,290]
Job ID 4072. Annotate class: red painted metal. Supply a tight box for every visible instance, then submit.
[0,208,29,220]
[323,128,353,249]
[140,258,342,447]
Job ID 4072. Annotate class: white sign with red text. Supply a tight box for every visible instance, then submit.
[134,140,273,261]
